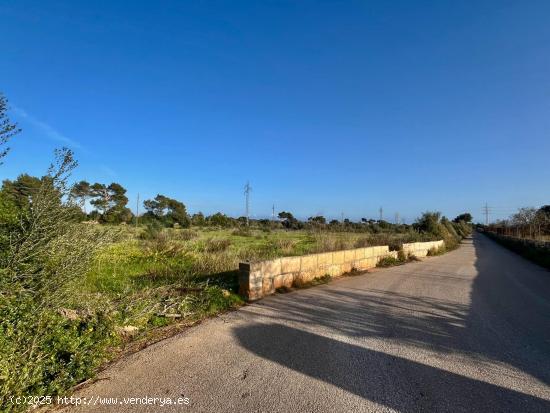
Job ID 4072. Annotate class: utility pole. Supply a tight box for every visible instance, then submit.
[135,193,140,228]
[483,202,490,225]
[244,181,252,226]
[395,212,399,225]
[379,207,383,222]
[341,212,344,223]
[272,204,275,221]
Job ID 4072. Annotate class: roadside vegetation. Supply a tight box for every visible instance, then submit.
[0,92,472,411]
[480,206,550,269]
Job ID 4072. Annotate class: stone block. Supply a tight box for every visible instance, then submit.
[344,249,356,263]
[333,250,345,264]
[272,274,285,289]
[248,287,263,301]
[240,261,263,273]
[354,248,366,260]
[262,277,274,295]
[364,247,376,258]
[281,256,301,273]
[327,264,342,277]
[317,252,333,266]
[300,254,318,270]
[354,259,368,271]
[340,262,353,274]
[261,259,281,277]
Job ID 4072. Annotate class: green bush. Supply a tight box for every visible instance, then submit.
[0,150,114,410]
[376,256,402,267]
[0,298,116,409]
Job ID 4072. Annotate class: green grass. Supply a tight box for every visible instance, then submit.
[80,227,436,332]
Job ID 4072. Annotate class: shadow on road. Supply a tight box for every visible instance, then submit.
[234,323,549,412]
[233,235,550,411]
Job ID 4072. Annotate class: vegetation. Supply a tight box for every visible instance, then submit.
[484,206,550,240]
[482,232,550,269]
[480,205,550,268]
[0,93,21,163]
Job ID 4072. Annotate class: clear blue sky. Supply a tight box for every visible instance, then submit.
[1,0,549,223]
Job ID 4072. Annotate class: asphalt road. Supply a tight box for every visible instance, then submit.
[66,234,550,412]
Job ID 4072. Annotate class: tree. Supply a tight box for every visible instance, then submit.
[1,174,43,209]
[278,211,302,229]
[143,194,189,227]
[536,205,550,235]
[70,180,91,213]
[191,212,206,226]
[0,93,21,164]
[90,182,130,223]
[308,216,326,224]
[207,212,231,227]
[414,212,443,236]
[453,213,472,223]
[511,207,538,238]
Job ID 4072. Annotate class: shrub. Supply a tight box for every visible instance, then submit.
[0,149,114,409]
[202,238,232,253]
[174,228,199,241]
[139,221,163,240]
[271,238,298,255]
[231,227,252,237]
[376,256,402,267]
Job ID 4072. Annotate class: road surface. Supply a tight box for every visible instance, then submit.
[66,234,550,412]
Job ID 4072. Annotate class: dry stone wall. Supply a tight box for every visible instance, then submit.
[239,240,444,300]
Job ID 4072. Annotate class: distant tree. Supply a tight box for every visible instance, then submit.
[329,219,340,225]
[70,180,91,213]
[207,212,231,227]
[512,207,539,238]
[308,216,326,224]
[536,205,550,234]
[278,211,295,221]
[90,182,130,223]
[453,213,472,223]
[191,212,206,226]
[278,211,302,229]
[1,174,43,209]
[143,194,189,227]
[166,198,189,227]
[90,183,110,216]
[0,93,21,164]
[414,212,443,236]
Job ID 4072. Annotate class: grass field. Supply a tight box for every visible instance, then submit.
[79,226,436,333]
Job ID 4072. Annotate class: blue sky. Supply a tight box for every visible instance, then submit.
[1,0,549,223]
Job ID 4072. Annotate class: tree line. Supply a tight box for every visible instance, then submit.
[484,206,550,239]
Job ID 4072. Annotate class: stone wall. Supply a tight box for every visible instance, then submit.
[402,240,445,258]
[239,240,444,300]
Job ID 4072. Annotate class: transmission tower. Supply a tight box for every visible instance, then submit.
[483,202,490,225]
[379,207,383,221]
[244,181,252,226]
